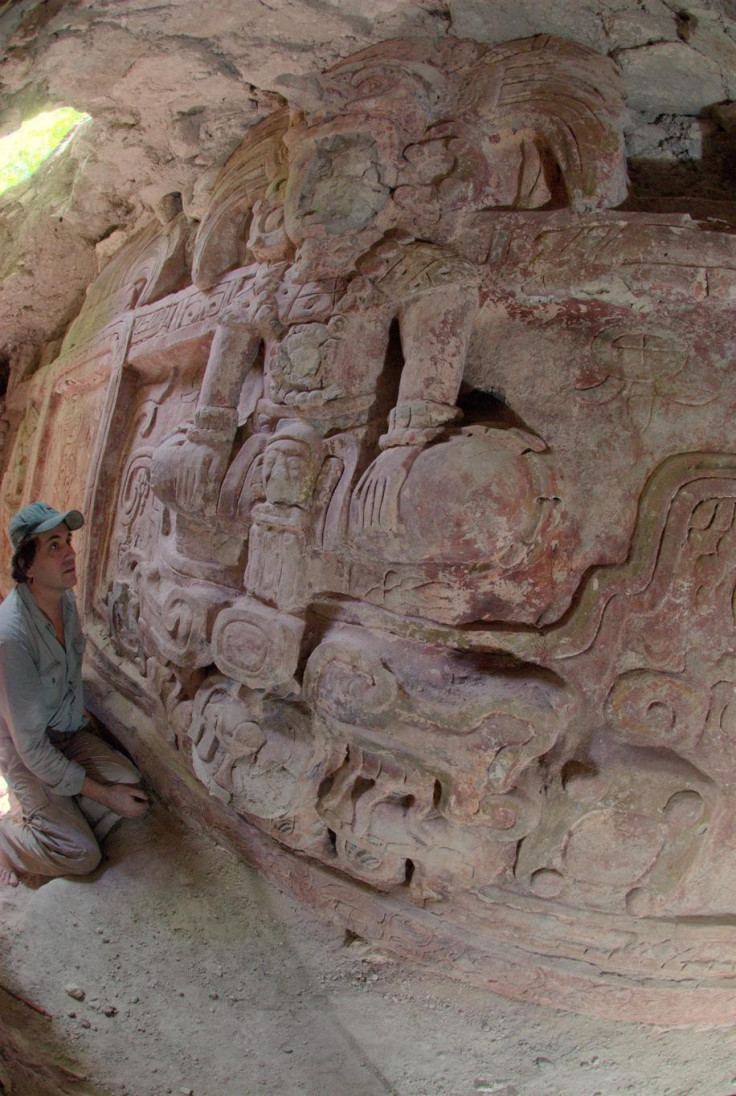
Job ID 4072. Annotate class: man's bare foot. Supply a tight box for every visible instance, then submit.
[0,853,18,887]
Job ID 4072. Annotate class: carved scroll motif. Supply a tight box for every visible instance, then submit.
[0,402,41,517]
[504,461,736,920]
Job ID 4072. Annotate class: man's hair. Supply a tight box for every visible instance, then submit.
[11,537,37,584]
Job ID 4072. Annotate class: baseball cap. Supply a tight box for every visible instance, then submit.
[9,502,85,551]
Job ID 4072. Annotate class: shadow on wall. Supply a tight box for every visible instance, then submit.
[627,103,736,212]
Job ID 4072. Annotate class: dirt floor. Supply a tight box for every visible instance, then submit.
[3,796,736,1096]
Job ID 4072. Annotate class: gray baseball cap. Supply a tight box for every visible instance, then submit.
[9,502,84,551]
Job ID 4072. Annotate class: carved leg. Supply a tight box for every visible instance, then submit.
[383,284,480,447]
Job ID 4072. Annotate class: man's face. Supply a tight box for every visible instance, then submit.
[26,522,77,595]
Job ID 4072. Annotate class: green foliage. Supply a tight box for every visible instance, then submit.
[0,107,89,196]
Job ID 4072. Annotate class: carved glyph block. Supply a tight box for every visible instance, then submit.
[211,598,304,691]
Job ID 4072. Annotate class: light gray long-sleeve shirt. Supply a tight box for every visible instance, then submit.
[0,583,87,796]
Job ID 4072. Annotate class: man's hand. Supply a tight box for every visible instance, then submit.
[81,777,149,819]
[102,784,149,819]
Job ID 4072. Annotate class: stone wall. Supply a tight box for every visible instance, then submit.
[3,7,736,1024]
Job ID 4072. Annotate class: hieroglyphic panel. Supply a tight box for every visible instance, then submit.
[128,270,254,356]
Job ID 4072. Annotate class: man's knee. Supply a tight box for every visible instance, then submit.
[23,813,102,876]
[62,833,102,875]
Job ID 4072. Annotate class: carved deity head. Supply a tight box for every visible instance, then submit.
[277,35,627,275]
[192,36,627,287]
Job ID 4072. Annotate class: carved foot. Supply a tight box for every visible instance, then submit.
[379,399,462,449]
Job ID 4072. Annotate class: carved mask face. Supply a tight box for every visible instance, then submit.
[263,439,317,506]
[283,130,390,245]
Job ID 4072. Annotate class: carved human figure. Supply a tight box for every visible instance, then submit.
[152,33,628,593]
[280,34,626,446]
[26,30,736,1023]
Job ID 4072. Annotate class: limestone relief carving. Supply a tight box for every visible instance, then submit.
[8,32,736,1023]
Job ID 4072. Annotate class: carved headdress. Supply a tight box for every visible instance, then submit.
[192,35,628,285]
[279,34,628,212]
[461,35,628,211]
[192,108,291,289]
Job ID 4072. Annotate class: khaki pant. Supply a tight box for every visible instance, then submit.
[0,729,140,879]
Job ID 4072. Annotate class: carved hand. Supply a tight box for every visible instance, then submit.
[352,447,418,533]
[174,437,230,517]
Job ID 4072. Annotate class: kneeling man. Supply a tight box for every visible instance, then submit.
[0,502,148,887]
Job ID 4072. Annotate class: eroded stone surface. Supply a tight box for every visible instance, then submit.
[4,25,736,1024]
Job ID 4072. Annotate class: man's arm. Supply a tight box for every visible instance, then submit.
[0,638,148,816]
[0,638,86,795]
[80,777,148,818]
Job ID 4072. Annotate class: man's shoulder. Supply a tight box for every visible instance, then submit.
[0,587,22,624]
[0,587,27,644]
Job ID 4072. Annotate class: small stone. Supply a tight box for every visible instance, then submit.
[67,1011,77,1018]
[180,1089,194,1096]
[79,1019,91,1029]
[65,985,85,1001]
[103,1005,118,1017]
[209,992,219,1000]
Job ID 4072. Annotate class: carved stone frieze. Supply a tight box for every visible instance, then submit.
[9,32,736,1023]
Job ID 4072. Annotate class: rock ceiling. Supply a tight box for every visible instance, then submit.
[1,0,736,371]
